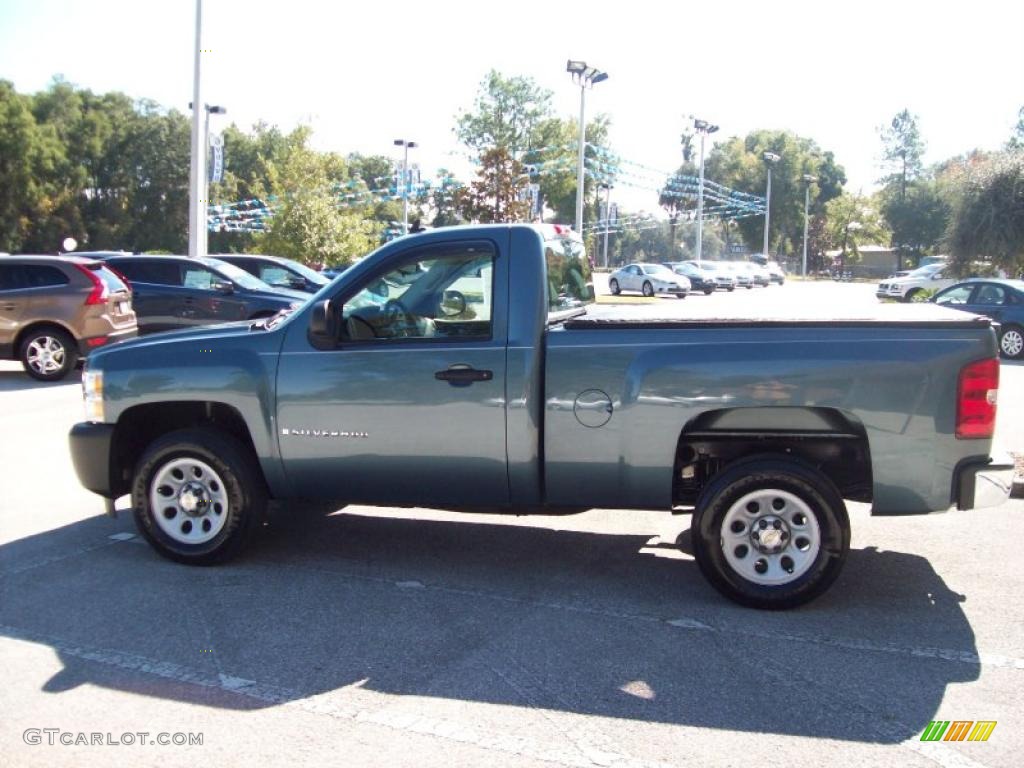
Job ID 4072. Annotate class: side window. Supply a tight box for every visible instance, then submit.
[340,243,494,343]
[24,265,70,287]
[259,265,293,286]
[182,265,216,289]
[935,284,974,305]
[974,284,1006,305]
[0,264,25,290]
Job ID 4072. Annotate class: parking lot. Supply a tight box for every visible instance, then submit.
[1,280,1022,768]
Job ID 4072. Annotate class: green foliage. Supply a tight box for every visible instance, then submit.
[701,130,847,256]
[455,70,552,155]
[946,151,1024,275]
[878,179,949,256]
[879,109,925,193]
[1009,106,1024,150]
[457,147,531,223]
[823,193,889,265]
[254,143,380,267]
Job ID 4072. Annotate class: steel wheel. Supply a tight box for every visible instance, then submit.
[720,489,821,586]
[642,281,654,297]
[149,458,230,545]
[1000,326,1024,359]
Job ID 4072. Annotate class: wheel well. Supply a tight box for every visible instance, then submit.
[673,407,872,507]
[110,401,261,498]
[15,321,77,353]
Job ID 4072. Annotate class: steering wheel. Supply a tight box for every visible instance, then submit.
[383,299,416,337]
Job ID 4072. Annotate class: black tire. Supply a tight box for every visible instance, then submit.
[746,284,753,289]
[690,455,850,609]
[132,428,266,565]
[642,281,654,297]
[609,278,620,295]
[676,293,687,300]
[19,326,78,381]
[727,286,735,292]
[704,288,714,295]
[903,288,924,303]
[999,324,1024,360]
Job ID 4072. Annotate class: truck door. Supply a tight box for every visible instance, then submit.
[275,238,509,506]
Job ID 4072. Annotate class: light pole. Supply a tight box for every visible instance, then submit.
[599,183,613,268]
[801,174,816,278]
[393,139,417,235]
[187,0,205,259]
[762,151,780,258]
[566,60,608,235]
[200,104,226,256]
[692,117,719,265]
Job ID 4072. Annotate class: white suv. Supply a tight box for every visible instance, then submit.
[876,263,956,302]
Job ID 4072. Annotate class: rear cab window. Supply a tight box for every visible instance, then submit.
[545,234,594,322]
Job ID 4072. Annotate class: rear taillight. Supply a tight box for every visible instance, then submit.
[956,358,999,439]
[73,263,108,305]
[86,336,108,348]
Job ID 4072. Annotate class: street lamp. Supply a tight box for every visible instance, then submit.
[762,151,780,258]
[393,139,418,235]
[188,0,205,260]
[692,117,719,265]
[599,183,613,268]
[566,60,608,235]
[801,174,817,278]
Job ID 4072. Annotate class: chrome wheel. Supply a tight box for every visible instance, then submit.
[26,336,67,375]
[149,458,230,545]
[720,489,821,586]
[642,281,654,297]
[1000,328,1023,358]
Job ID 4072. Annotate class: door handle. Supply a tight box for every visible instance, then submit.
[434,365,493,385]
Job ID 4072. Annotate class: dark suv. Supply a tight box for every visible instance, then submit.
[212,254,329,294]
[103,255,307,334]
[662,262,716,294]
[0,255,137,380]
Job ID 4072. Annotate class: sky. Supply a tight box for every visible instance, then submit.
[1,0,1022,215]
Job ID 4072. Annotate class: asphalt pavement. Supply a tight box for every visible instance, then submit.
[1,280,1021,768]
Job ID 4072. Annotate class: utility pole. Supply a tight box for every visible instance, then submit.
[394,139,417,235]
[566,61,607,234]
[600,183,613,268]
[692,117,719,265]
[801,174,816,278]
[187,0,206,259]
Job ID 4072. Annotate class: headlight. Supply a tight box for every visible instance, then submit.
[82,368,104,422]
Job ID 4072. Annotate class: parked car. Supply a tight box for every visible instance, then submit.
[212,254,330,294]
[876,263,957,302]
[722,262,755,289]
[662,262,715,294]
[69,223,1012,609]
[101,254,307,334]
[746,263,772,287]
[932,278,1024,359]
[609,263,690,298]
[686,261,736,291]
[0,255,137,380]
[764,261,786,284]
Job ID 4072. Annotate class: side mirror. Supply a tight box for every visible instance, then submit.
[440,290,467,317]
[309,299,340,348]
[212,280,234,294]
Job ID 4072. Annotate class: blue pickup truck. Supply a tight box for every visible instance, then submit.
[69,224,1013,608]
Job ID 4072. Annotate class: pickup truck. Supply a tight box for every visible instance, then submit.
[68,224,1013,609]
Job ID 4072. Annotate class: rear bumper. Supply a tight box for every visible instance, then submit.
[78,327,137,355]
[69,421,115,498]
[956,453,1015,510]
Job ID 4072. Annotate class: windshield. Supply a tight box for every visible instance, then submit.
[208,261,277,291]
[908,264,944,277]
[642,264,676,278]
[280,258,329,285]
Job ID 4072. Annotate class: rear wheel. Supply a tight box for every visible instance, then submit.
[704,288,714,295]
[999,324,1024,359]
[727,286,735,292]
[642,281,654,297]
[132,428,266,565]
[691,455,850,609]
[20,327,77,381]
[609,278,620,295]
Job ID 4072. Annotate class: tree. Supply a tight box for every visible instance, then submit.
[823,193,889,271]
[878,179,949,259]
[702,130,847,256]
[254,144,380,267]
[455,70,552,155]
[879,109,925,199]
[457,147,530,223]
[946,151,1024,276]
[1008,106,1024,150]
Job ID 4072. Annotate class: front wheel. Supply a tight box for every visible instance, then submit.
[132,428,266,565]
[905,288,928,303]
[704,288,714,295]
[1000,324,1024,359]
[609,278,620,295]
[642,281,654,297]
[691,455,850,609]
[727,286,735,292]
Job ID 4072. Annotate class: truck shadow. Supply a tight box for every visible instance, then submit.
[0,509,980,744]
